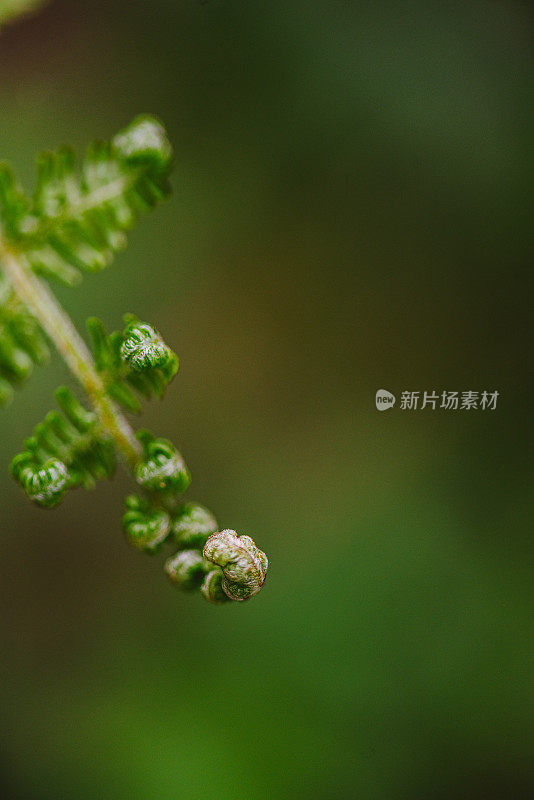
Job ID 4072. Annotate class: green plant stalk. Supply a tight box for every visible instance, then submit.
[0,239,142,467]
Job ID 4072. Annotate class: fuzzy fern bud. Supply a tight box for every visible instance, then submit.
[200,569,230,604]
[164,549,211,590]
[86,315,178,414]
[122,494,171,552]
[120,320,177,379]
[11,455,69,508]
[203,530,268,601]
[135,430,190,493]
[172,502,218,550]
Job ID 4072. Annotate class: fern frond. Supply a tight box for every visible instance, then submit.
[0,116,173,286]
[1,114,269,604]
[10,386,115,506]
[122,496,217,555]
[120,490,268,603]
[122,494,171,553]
[165,550,214,591]
[0,275,49,406]
[171,502,218,550]
[134,429,190,493]
[86,315,178,413]
[203,530,269,601]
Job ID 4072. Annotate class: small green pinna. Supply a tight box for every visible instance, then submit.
[0,115,268,604]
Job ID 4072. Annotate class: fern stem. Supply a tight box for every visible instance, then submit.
[0,241,142,467]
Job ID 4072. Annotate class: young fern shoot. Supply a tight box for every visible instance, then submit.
[0,116,268,604]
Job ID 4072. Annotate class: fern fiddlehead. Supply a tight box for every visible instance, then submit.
[0,116,268,604]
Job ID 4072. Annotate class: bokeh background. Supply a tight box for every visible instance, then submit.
[1,1,533,798]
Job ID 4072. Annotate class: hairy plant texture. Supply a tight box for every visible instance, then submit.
[203,530,268,601]
[0,116,268,604]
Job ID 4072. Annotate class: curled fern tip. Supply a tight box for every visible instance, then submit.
[203,530,268,601]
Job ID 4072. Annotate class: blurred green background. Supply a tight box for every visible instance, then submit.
[1,1,533,797]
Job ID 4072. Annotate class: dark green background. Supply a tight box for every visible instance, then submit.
[1,1,533,797]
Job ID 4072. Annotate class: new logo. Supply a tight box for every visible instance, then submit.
[375,389,396,411]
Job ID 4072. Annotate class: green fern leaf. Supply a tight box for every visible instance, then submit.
[135,429,190,493]
[10,386,115,506]
[0,116,173,286]
[122,494,171,553]
[86,314,178,413]
[0,275,49,406]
